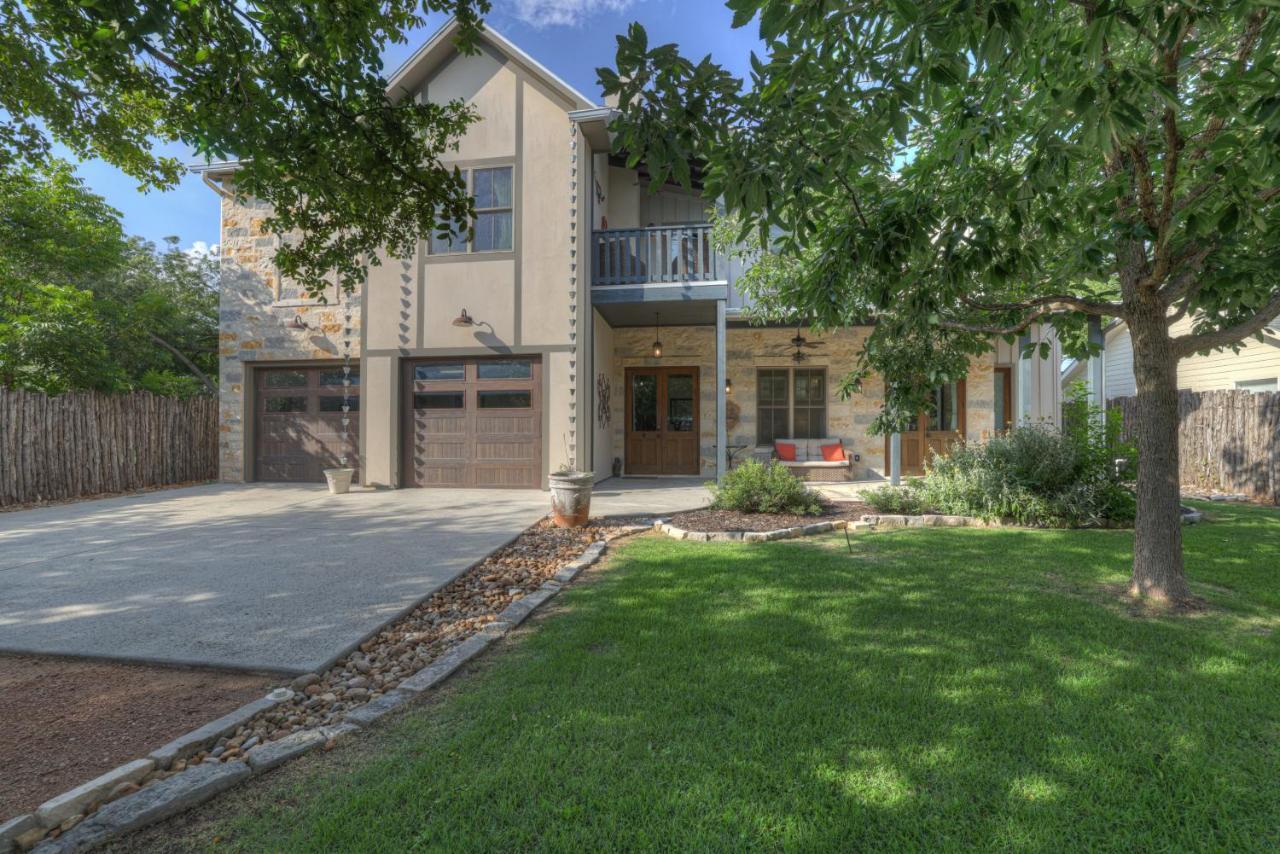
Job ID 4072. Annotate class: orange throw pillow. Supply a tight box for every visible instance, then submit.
[820,442,846,462]
[775,441,797,461]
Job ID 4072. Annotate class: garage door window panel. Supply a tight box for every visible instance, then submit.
[478,390,532,409]
[319,396,358,412]
[415,363,465,382]
[264,370,308,389]
[319,369,359,387]
[415,392,465,409]
[265,396,308,413]
[477,359,532,380]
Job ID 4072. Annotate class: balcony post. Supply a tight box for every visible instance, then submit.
[715,298,727,482]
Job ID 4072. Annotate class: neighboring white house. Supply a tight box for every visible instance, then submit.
[1063,317,1280,398]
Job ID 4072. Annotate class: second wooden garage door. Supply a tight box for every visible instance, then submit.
[403,357,542,488]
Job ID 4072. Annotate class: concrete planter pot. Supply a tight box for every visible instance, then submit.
[323,468,355,495]
[548,471,593,528]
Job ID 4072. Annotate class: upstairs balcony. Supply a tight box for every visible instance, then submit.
[591,224,729,304]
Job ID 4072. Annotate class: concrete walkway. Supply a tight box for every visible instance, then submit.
[0,480,711,675]
[589,477,711,516]
[0,484,551,674]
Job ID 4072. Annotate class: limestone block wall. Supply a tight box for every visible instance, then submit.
[608,325,997,479]
[217,192,363,481]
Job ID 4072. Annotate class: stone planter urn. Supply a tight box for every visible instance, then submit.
[548,470,593,528]
[323,467,355,495]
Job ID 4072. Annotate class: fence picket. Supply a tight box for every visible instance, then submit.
[0,390,218,507]
[1109,389,1279,504]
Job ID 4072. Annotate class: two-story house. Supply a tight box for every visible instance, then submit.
[196,20,1063,490]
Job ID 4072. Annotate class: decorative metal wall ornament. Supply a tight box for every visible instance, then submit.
[596,374,612,428]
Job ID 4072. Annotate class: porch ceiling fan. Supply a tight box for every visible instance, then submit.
[766,323,826,362]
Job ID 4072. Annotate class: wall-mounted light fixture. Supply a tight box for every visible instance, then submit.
[725,377,733,394]
[452,308,475,328]
[651,312,663,358]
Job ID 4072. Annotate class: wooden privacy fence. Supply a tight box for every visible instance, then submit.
[0,389,218,507]
[1109,389,1280,504]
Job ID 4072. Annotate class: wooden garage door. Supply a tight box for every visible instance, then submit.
[404,357,542,488]
[255,366,360,482]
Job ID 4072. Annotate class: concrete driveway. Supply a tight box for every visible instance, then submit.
[0,484,551,674]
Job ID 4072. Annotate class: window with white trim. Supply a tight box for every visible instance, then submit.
[1236,377,1278,393]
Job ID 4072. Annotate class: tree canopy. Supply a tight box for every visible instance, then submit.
[603,0,1280,600]
[1,0,491,292]
[0,162,217,394]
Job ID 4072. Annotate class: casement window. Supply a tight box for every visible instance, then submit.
[429,166,514,255]
[756,368,827,444]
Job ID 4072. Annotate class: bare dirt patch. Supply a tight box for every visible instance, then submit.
[669,501,873,533]
[0,655,274,820]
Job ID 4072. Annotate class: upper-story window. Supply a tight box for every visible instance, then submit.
[430,166,514,255]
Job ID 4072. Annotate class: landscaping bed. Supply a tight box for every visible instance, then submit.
[0,655,273,820]
[669,501,872,533]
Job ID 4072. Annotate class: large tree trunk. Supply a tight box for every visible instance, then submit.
[1127,305,1191,601]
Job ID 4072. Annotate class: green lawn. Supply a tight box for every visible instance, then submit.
[171,502,1278,851]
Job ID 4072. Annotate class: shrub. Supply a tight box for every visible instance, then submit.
[864,388,1137,528]
[708,459,824,515]
[862,482,927,515]
[915,399,1136,527]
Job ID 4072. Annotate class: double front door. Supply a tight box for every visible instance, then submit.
[625,367,700,475]
[890,380,967,477]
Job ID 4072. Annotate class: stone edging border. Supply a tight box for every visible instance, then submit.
[655,518,872,542]
[4,526,649,854]
[656,506,1206,543]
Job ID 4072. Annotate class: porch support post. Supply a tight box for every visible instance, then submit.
[715,298,727,481]
[1087,316,1106,417]
[1016,331,1033,425]
[889,433,902,486]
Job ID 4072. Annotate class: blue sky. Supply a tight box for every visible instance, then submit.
[69,0,761,253]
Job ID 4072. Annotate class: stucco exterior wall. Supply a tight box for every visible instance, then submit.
[604,325,998,479]
[216,191,363,482]
[356,41,583,484]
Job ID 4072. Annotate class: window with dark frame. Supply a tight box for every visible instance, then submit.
[756,369,790,446]
[755,367,828,444]
[429,166,514,255]
[792,368,827,438]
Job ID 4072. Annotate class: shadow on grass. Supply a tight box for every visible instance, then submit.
[168,509,1280,853]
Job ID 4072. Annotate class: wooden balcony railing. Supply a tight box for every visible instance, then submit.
[592,224,722,287]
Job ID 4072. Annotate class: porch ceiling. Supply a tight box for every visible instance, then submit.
[594,299,722,327]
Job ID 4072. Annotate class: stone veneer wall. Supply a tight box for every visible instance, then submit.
[217,192,363,481]
[609,326,996,478]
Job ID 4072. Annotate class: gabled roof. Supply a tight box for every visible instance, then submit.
[386,18,595,111]
[191,19,596,176]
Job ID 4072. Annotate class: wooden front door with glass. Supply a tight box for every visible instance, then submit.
[625,367,700,475]
[888,379,967,477]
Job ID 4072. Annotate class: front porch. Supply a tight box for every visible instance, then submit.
[587,310,1061,485]
[590,310,985,482]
